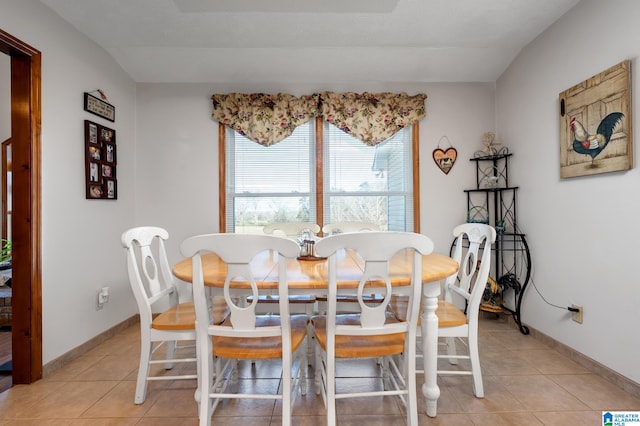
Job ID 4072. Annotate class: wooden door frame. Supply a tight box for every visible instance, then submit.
[2,138,11,241]
[0,28,42,384]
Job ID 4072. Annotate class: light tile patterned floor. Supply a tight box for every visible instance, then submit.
[0,316,638,425]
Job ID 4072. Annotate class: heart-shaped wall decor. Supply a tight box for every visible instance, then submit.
[432,147,457,174]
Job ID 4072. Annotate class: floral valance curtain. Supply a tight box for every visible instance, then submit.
[319,91,427,146]
[211,91,427,146]
[211,93,320,146]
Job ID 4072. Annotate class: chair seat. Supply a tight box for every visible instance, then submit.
[311,313,406,358]
[437,301,467,327]
[152,302,196,330]
[153,297,230,330]
[212,314,309,359]
[390,297,467,328]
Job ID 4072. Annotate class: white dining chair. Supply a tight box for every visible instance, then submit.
[321,221,380,235]
[317,221,384,314]
[311,231,433,426]
[263,221,321,238]
[437,223,496,397]
[180,233,308,426]
[391,223,496,398]
[262,221,318,364]
[121,226,198,404]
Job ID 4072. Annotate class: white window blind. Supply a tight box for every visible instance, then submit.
[225,122,316,233]
[322,123,414,231]
[224,120,415,233]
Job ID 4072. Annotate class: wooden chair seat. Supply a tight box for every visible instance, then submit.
[436,301,467,327]
[152,301,196,330]
[246,294,316,365]
[213,314,309,359]
[390,297,467,328]
[153,297,230,330]
[311,313,406,358]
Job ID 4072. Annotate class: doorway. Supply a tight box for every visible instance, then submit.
[0,28,42,388]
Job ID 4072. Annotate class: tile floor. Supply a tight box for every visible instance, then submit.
[0,315,639,425]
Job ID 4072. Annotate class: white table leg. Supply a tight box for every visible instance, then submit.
[421,281,440,417]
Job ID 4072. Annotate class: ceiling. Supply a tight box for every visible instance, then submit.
[39,0,580,84]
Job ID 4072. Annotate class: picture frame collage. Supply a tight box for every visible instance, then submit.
[84,120,117,199]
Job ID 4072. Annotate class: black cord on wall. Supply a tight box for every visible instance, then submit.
[511,223,577,314]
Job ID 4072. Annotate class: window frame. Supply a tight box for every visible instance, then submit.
[219,116,421,234]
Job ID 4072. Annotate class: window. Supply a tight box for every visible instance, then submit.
[224,122,316,234]
[323,122,414,231]
[221,117,419,233]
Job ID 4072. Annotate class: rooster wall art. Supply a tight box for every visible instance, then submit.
[558,60,632,179]
[569,112,623,165]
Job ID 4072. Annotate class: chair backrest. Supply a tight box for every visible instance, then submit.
[321,221,381,235]
[180,234,300,340]
[121,226,179,329]
[263,222,321,238]
[444,223,497,324]
[315,231,433,335]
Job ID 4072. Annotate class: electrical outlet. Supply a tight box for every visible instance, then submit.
[97,287,110,310]
[571,304,583,324]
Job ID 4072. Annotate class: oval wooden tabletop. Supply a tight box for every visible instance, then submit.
[173,249,458,290]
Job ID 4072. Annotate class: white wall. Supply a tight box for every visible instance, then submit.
[135,82,495,266]
[496,0,640,383]
[0,0,137,363]
[419,83,496,249]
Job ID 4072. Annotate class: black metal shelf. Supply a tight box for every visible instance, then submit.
[460,152,531,334]
[464,187,519,193]
[494,233,530,334]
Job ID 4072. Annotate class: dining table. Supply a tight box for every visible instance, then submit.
[173,247,458,417]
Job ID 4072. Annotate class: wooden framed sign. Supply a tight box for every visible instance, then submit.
[559,60,632,178]
[84,92,115,122]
